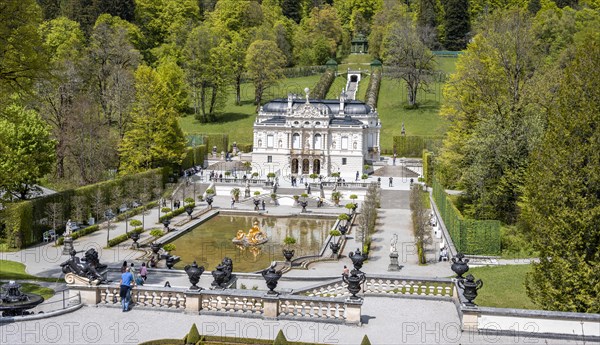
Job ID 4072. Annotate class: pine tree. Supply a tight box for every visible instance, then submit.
[523,31,600,313]
[273,330,288,345]
[360,335,372,345]
[282,0,302,23]
[444,0,470,50]
[186,323,201,344]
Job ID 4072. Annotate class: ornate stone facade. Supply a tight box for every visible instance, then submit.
[252,91,381,178]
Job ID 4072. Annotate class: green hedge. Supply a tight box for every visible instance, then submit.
[230,142,252,153]
[56,225,100,245]
[432,177,501,255]
[204,133,229,153]
[365,68,381,107]
[393,136,444,157]
[3,168,167,249]
[194,145,206,167]
[312,69,336,99]
[422,150,433,186]
[159,203,195,223]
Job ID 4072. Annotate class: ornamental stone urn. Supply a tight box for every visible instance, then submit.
[253,199,260,211]
[184,261,205,290]
[457,274,483,305]
[206,196,214,208]
[166,255,176,269]
[150,242,162,255]
[300,201,308,213]
[329,241,340,255]
[162,219,170,232]
[185,206,193,219]
[338,224,348,236]
[129,232,140,249]
[261,263,282,295]
[451,252,470,279]
[342,270,366,300]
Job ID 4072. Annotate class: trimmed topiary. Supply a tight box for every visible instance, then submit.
[273,330,288,345]
[360,334,372,345]
[186,324,200,345]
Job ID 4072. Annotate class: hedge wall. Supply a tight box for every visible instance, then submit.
[422,150,433,186]
[203,133,229,153]
[393,136,444,157]
[3,168,167,249]
[365,69,381,108]
[312,69,336,99]
[432,177,501,255]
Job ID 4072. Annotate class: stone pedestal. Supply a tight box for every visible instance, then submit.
[461,306,480,331]
[62,236,74,255]
[388,251,401,271]
[69,284,102,305]
[263,296,279,319]
[344,298,363,325]
[185,292,202,314]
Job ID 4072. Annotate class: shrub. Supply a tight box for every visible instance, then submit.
[186,324,201,345]
[56,224,100,245]
[267,172,276,179]
[365,69,381,108]
[393,136,444,157]
[273,330,288,345]
[283,236,296,247]
[360,335,372,345]
[108,233,129,247]
[270,193,277,199]
[150,229,164,238]
[224,171,231,176]
[130,219,142,227]
[114,201,158,222]
[331,172,340,177]
[161,207,172,213]
[184,197,195,204]
[300,193,308,198]
[361,174,368,180]
[338,213,350,221]
[329,229,341,237]
[162,243,176,252]
[254,191,261,196]
[350,194,358,200]
[205,188,215,195]
[311,69,336,99]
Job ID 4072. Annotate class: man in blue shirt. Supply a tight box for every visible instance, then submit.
[120,267,135,312]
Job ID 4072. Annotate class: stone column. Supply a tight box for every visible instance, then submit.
[185,291,202,314]
[461,306,479,331]
[344,298,363,325]
[70,285,102,305]
[263,295,279,319]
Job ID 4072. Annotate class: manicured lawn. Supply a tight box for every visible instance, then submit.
[466,264,537,310]
[0,281,55,300]
[178,75,321,146]
[0,259,57,282]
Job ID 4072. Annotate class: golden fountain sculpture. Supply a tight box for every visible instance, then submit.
[232,221,268,246]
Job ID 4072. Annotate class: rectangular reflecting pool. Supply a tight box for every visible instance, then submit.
[169,215,336,272]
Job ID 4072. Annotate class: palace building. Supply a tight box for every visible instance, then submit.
[252,89,381,178]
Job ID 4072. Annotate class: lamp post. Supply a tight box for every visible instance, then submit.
[104,209,115,247]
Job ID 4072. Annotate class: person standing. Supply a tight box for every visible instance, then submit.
[261,200,266,211]
[389,177,393,187]
[342,265,349,276]
[231,198,235,208]
[355,171,359,181]
[140,262,148,281]
[121,261,128,273]
[119,267,135,312]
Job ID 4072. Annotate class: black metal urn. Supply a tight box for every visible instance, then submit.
[162,219,170,232]
[150,242,162,255]
[206,196,214,208]
[457,274,483,305]
[300,201,308,213]
[166,255,176,269]
[342,270,366,299]
[130,232,140,248]
[329,241,340,255]
[184,261,205,290]
[185,206,193,218]
[261,264,282,295]
[211,267,227,288]
[451,252,470,279]
[338,224,348,236]
[282,249,295,262]
[253,199,260,211]
[349,248,366,271]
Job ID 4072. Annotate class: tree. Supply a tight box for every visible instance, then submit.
[156,57,189,115]
[436,9,543,224]
[523,30,600,313]
[37,17,86,180]
[0,99,56,201]
[118,65,186,173]
[382,16,436,108]
[410,185,431,264]
[283,0,302,23]
[0,0,48,100]
[183,24,232,122]
[88,14,141,136]
[245,40,286,109]
[443,0,470,50]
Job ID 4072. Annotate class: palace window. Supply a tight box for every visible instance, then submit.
[314,134,322,149]
[341,136,348,150]
[342,158,347,165]
[267,156,272,163]
[292,133,300,149]
[267,135,274,148]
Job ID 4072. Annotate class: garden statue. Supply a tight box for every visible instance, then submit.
[457,274,483,306]
[60,249,107,285]
[261,262,282,295]
[184,261,205,290]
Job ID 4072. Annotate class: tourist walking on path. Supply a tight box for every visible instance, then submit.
[389,177,393,187]
[121,261,128,273]
[119,267,135,312]
[355,171,359,181]
[261,200,266,211]
[231,198,235,208]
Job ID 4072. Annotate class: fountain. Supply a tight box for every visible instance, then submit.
[232,221,268,246]
[0,281,44,317]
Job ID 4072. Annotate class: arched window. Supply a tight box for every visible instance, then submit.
[314,134,322,149]
[278,140,282,148]
[257,139,262,148]
[353,141,357,150]
[292,133,300,149]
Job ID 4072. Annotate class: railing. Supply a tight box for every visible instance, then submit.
[70,284,362,324]
[298,276,455,300]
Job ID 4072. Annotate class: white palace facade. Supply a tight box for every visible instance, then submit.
[252,91,381,178]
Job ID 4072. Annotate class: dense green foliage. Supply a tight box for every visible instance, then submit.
[393,136,444,158]
[522,30,600,313]
[311,70,336,99]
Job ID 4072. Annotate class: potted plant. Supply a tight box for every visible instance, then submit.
[267,172,276,181]
[331,172,340,178]
[300,193,309,212]
[361,174,368,186]
[331,191,342,206]
[163,243,176,253]
[150,229,164,239]
[161,207,171,214]
[231,188,240,202]
[292,195,300,205]
[251,172,259,180]
[270,193,278,205]
[329,229,342,256]
[309,173,318,182]
[282,236,296,261]
[205,188,215,196]
[184,197,195,204]
[338,213,350,235]
[130,219,142,227]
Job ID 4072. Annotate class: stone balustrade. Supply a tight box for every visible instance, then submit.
[69,284,362,325]
[298,276,455,299]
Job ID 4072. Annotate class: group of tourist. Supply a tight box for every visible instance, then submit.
[119,261,148,312]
